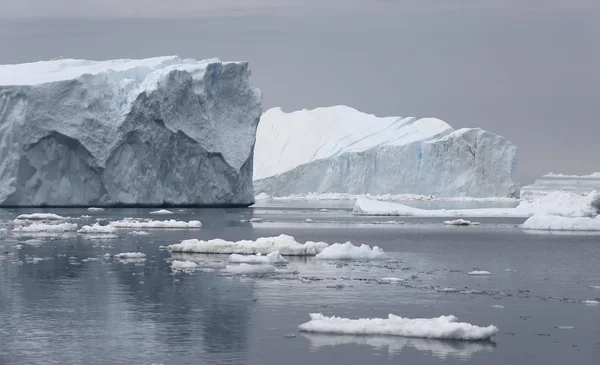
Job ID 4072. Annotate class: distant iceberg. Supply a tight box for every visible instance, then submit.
[254,106,519,198]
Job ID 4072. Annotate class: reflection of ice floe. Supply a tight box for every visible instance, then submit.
[302,333,496,359]
[298,313,498,341]
[166,234,328,256]
[222,264,277,275]
[229,251,288,264]
[315,242,387,260]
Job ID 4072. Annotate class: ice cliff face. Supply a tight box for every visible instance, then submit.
[0,56,262,206]
[254,106,519,198]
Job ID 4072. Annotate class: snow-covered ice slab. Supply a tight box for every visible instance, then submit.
[353,197,524,217]
[12,222,78,233]
[171,260,200,273]
[149,209,174,215]
[229,251,288,264]
[468,271,492,276]
[15,213,67,220]
[298,313,498,340]
[0,56,261,207]
[522,215,600,231]
[110,218,202,228]
[254,106,519,198]
[444,219,480,226]
[257,192,518,202]
[354,190,599,218]
[165,234,329,256]
[315,242,387,260]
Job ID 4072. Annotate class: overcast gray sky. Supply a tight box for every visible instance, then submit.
[1,0,598,183]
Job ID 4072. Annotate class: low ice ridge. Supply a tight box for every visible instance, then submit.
[298,313,498,341]
[523,215,600,231]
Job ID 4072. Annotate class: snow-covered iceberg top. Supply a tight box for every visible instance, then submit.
[298,313,498,341]
[0,56,261,207]
[15,213,67,220]
[254,106,519,198]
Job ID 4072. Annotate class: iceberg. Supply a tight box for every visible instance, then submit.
[0,56,262,207]
[315,242,387,260]
[254,106,518,198]
[298,313,498,341]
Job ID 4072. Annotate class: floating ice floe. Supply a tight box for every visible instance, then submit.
[13,222,78,233]
[444,219,480,226]
[589,286,600,290]
[490,305,504,309]
[149,209,174,215]
[165,234,329,256]
[379,277,405,283]
[315,242,387,260]
[298,313,498,340]
[87,207,105,212]
[583,300,599,305]
[130,231,150,235]
[15,213,67,220]
[222,263,277,275]
[114,252,146,264]
[522,215,600,231]
[110,218,202,229]
[77,223,117,234]
[467,271,492,276]
[229,251,288,264]
[171,260,200,273]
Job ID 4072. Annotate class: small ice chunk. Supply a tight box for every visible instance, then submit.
[589,286,600,290]
[468,271,492,276]
[24,239,45,246]
[13,222,78,233]
[379,277,405,283]
[87,207,105,212]
[222,263,277,275]
[305,218,314,223]
[114,252,146,259]
[298,313,499,341]
[82,258,100,262]
[80,215,92,219]
[130,231,150,235]
[149,209,174,215]
[15,213,66,220]
[315,242,387,260]
[490,305,504,309]
[171,260,199,273]
[229,251,288,264]
[439,287,459,293]
[444,219,480,226]
[583,300,599,305]
[555,326,575,329]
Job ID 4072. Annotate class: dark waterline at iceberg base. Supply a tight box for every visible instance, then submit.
[1,205,599,365]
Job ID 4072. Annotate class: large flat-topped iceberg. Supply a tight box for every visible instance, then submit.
[254,106,519,198]
[0,56,262,206]
[521,172,600,197]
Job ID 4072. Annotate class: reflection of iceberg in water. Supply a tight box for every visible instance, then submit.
[302,333,496,360]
